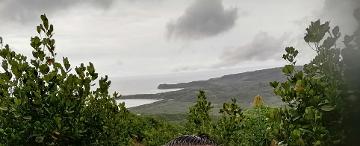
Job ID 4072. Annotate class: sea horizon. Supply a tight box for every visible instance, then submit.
[109,65,278,96]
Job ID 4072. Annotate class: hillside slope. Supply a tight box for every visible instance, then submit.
[125,67,289,115]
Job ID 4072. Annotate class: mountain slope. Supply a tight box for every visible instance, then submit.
[124,67,288,115]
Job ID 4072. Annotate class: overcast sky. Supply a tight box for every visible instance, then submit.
[0,0,358,92]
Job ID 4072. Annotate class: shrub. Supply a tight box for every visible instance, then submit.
[241,106,271,146]
[0,14,132,145]
[268,20,344,146]
[215,98,243,145]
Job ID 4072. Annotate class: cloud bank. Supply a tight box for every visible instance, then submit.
[0,0,114,23]
[320,0,360,34]
[217,32,286,67]
[166,0,237,40]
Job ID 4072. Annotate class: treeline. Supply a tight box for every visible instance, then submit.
[0,12,359,146]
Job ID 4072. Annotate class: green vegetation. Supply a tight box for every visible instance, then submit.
[214,98,244,145]
[268,20,344,145]
[0,15,180,145]
[1,13,359,146]
[185,90,213,135]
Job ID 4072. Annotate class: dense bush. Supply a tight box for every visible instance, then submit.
[185,92,275,146]
[214,98,244,145]
[0,14,181,146]
[241,106,271,146]
[214,96,273,146]
[0,14,130,145]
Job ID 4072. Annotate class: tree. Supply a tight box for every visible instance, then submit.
[186,90,213,135]
[215,98,243,145]
[140,116,183,146]
[0,14,131,145]
[268,20,344,146]
[241,106,271,146]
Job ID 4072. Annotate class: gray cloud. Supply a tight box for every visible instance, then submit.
[320,0,360,34]
[216,32,286,67]
[0,0,114,23]
[166,0,237,40]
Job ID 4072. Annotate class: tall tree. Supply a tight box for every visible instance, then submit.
[186,90,213,135]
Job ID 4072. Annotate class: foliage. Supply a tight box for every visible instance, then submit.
[215,98,243,145]
[1,13,359,146]
[145,113,188,124]
[140,116,183,146]
[0,14,133,145]
[268,20,344,146]
[185,90,213,135]
[213,96,276,146]
[0,14,183,146]
[241,107,271,146]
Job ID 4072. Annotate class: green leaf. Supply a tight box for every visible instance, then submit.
[63,57,70,71]
[30,36,41,49]
[14,98,21,106]
[40,14,47,23]
[36,26,41,34]
[295,80,304,92]
[87,62,95,74]
[39,64,49,74]
[47,24,54,36]
[313,140,321,146]
[0,107,8,111]
[23,116,32,120]
[332,26,340,37]
[54,117,62,129]
[40,14,49,30]
[291,129,301,139]
[320,105,335,112]
[35,136,44,143]
[2,60,8,70]
[282,65,294,75]
[270,81,279,88]
[294,71,303,80]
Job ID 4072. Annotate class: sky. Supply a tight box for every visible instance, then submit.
[0,0,359,94]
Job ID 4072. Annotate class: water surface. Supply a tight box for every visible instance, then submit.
[116,99,162,108]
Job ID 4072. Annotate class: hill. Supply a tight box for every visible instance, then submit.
[124,67,289,115]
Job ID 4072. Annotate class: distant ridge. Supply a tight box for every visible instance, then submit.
[124,67,297,115]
